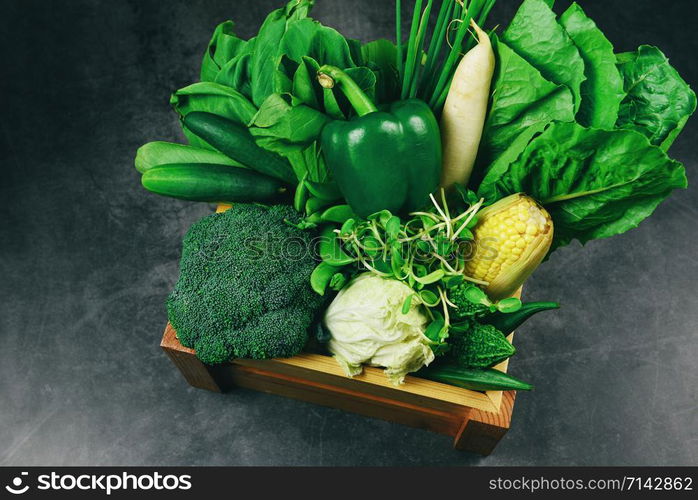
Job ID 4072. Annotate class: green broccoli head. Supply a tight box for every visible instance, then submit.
[448,321,515,369]
[448,283,490,321]
[167,204,325,364]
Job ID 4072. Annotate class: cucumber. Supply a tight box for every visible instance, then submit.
[141,163,286,203]
[134,141,243,174]
[418,364,533,392]
[183,112,296,184]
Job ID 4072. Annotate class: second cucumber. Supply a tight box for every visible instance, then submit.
[183,112,296,185]
[141,163,287,203]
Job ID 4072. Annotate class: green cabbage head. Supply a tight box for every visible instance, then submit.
[324,273,434,385]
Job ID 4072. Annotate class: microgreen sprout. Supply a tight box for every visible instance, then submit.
[322,188,493,345]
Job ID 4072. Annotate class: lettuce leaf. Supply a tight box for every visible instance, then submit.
[476,36,575,174]
[478,122,688,250]
[559,3,625,129]
[200,21,252,83]
[215,52,254,98]
[361,39,400,104]
[502,0,586,112]
[616,45,697,151]
[249,0,312,107]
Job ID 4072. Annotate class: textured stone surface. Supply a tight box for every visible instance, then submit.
[0,0,696,466]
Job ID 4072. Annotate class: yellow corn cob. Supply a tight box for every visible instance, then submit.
[464,193,553,300]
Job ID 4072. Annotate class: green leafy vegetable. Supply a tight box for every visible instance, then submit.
[559,2,625,128]
[478,121,688,249]
[361,39,400,103]
[502,0,586,112]
[251,94,330,146]
[200,21,253,84]
[249,1,307,106]
[616,45,697,150]
[216,53,254,98]
[477,36,575,170]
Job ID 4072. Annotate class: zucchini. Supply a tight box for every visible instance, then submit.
[482,301,560,336]
[418,364,533,392]
[183,112,296,184]
[134,141,243,174]
[141,163,286,203]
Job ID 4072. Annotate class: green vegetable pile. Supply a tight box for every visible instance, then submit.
[475,0,695,250]
[134,0,694,395]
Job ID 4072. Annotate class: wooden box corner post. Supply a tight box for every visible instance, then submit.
[161,324,515,455]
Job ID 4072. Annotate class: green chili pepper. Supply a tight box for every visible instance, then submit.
[317,65,442,218]
[482,301,560,336]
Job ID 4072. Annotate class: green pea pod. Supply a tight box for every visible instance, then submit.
[418,365,534,392]
[482,301,560,336]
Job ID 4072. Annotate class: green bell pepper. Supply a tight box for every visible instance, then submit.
[317,65,442,218]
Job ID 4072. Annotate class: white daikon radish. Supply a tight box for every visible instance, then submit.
[439,20,495,190]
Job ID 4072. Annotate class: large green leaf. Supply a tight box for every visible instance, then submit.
[249,93,331,181]
[502,0,586,112]
[281,19,358,69]
[214,51,254,98]
[362,39,400,104]
[200,21,250,82]
[478,122,688,249]
[249,0,362,108]
[616,45,697,151]
[251,94,329,145]
[476,37,575,174]
[306,25,358,69]
[249,1,310,107]
[170,82,257,124]
[292,57,322,108]
[559,3,625,129]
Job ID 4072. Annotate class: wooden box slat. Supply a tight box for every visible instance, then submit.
[161,323,516,455]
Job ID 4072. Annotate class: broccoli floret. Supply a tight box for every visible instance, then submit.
[448,321,515,369]
[167,204,325,364]
[448,283,490,320]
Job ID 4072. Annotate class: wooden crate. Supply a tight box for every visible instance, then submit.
[161,323,516,455]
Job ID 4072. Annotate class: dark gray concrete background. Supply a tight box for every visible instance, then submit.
[1,0,696,466]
